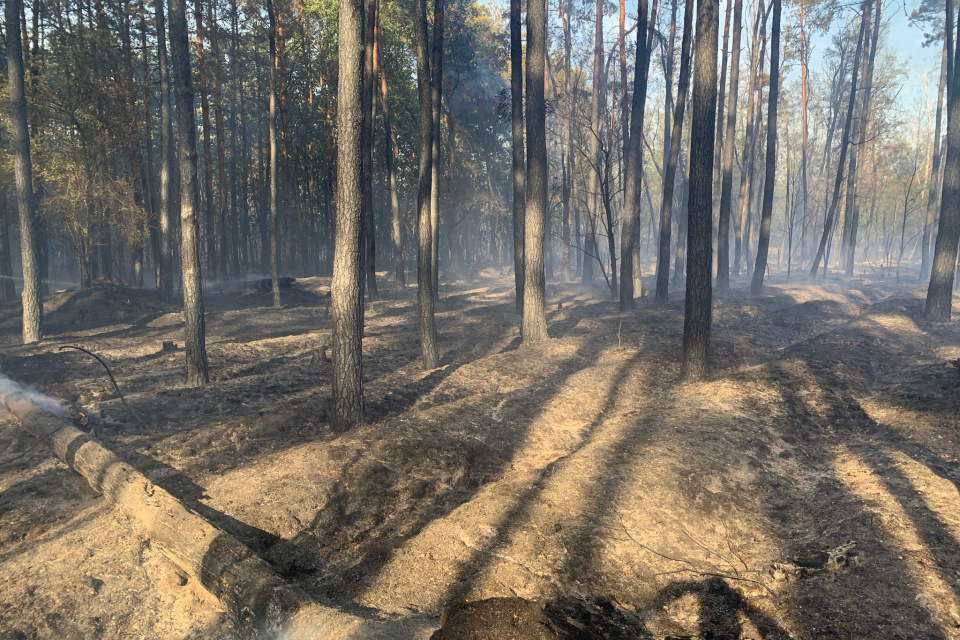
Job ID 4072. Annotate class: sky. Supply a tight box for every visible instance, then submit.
[483,0,942,113]
[807,0,941,112]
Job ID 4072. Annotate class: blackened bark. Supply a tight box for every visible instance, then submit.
[682,0,719,381]
[842,0,880,277]
[715,0,742,291]
[583,0,603,286]
[415,0,439,368]
[170,0,209,385]
[194,0,217,281]
[511,0,525,311]
[267,0,281,307]
[363,0,379,301]
[156,0,174,300]
[655,0,693,301]
[808,0,868,279]
[208,0,229,281]
[331,0,366,428]
[6,0,42,343]
[375,8,403,287]
[926,0,960,319]
[430,0,444,301]
[523,0,549,342]
[734,0,767,277]
[714,0,732,187]
[619,0,652,309]
[750,0,780,295]
[920,44,948,281]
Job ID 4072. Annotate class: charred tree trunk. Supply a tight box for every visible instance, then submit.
[375,7,403,287]
[430,0,444,301]
[682,0,720,380]
[363,0,379,301]
[808,0,868,279]
[208,0,229,281]
[170,0,209,385]
[734,0,767,277]
[194,0,217,281]
[415,0,439,368]
[6,0,42,344]
[654,0,693,301]
[511,0,525,311]
[583,0,603,286]
[842,0,880,277]
[523,0,549,342]
[797,0,810,275]
[750,0,780,294]
[715,0,742,291]
[921,43,949,282]
[926,0,960,319]
[619,0,652,309]
[156,0,174,300]
[266,0,281,306]
[332,0,366,427]
[713,0,732,193]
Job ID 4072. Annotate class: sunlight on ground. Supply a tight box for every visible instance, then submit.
[833,443,960,634]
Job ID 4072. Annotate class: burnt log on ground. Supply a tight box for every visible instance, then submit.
[0,390,435,639]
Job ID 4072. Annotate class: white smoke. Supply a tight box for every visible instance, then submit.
[0,373,71,419]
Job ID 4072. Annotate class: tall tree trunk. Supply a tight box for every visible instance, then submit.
[661,0,677,202]
[375,5,403,287]
[808,0,869,279]
[797,0,810,275]
[561,0,575,281]
[750,0,780,294]
[140,0,158,290]
[926,0,960,319]
[511,0,525,310]
[208,0,229,281]
[583,0,603,286]
[6,0,42,343]
[194,0,217,281]
[430,0,444,301]
[842,0,880,277]
[332,0,365,428]
[730,0,769,275]
[170,0,209,385]
[619,0,652,309]
[275,7,292,274]
[921,44,948,282]
[155,0,174,300]
[734,0,767,277]
[682,0,720,381]
[712,0,732,193]
[229,0,243,276]
[363,0,379,300]
[654,0,692,301]
[715,0,742,291]
[618,0,628,185]
[415,0,439,368]
[266,0,281,306]
[523,0,549,342]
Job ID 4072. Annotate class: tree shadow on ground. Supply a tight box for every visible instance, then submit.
[751,311,960,638]
[545,577,793,639]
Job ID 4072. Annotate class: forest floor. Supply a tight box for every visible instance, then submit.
[1,268,960,639]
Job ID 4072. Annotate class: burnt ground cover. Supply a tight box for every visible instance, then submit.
[1,271,959,639]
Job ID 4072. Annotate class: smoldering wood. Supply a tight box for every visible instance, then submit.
[0,391,435,639]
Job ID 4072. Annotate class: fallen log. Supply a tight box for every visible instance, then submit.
[1,391,435,639]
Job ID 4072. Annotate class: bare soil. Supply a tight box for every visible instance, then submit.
[1,271,960,639]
